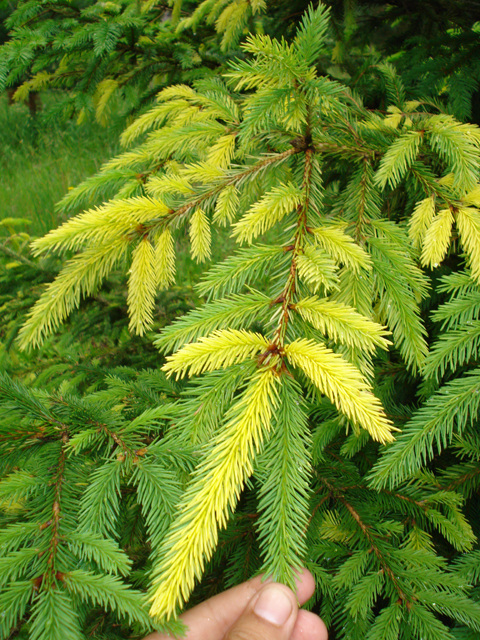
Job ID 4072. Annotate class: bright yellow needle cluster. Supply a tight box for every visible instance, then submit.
[207,134,236,168]
[31,197,170,255]
[189,209,212,263]
[296,245,339,293]
[455,207,480,280]
[462,185,480,206]
[162,329,269,379]
[311,225,372,273]
[295,297,391,353]
[120,96,196,147]
[408,196,436,248]
[284,339,395,443]
[127,238,157,335]
[147,172,194,197]
[232,182,303,244]
[213,184,239,226]
[94,79,119,125]
[154,229,176,289]
[421,208,453,269]
[21,195,177,343]
[149,368,279,619]
[17,239,130,349]
[183,163,225,184]
[411,186,480,282]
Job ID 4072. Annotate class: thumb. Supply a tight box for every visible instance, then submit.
[225,583,298,640]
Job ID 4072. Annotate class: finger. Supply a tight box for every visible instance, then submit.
[291,610,329,640]
[224,582,298,640]
[145,568,315,640]
[291,566,316,605]
[182,568,314,640]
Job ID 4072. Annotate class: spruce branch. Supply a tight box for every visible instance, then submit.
[370,368,480,489]
[320,477,411,605]
[148,367,280,619]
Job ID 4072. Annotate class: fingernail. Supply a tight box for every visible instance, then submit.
[253,586,293,626]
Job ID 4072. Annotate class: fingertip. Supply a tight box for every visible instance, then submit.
[225,583,299,640]
[292,610,328,640]
[253,583,297,627]
[293,567,316,605]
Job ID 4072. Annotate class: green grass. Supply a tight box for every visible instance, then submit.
[0,93,119,237]
[0,92,237,281]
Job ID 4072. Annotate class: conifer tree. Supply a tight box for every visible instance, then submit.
[0,0,268,121]
[4,3,480,640]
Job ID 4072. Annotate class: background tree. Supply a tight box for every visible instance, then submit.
[4,0,480,123]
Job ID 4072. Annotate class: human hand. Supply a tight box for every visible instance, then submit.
[144,568,328,640]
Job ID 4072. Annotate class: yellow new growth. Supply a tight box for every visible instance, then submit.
[295,297,391,353]
[284,339,395,443]
[162,329,269,379]
[250,0,267,11]
[149,368,279,619]
[384,112,403,130]
[18,239,129,350]
[31,197,170,255]
[155,229,176,289]
[120,99,192,147]
[206,134,236,169]
[296,245,339,293]
[146,173,194,197]
[232,182,303,244]
[213,184,239,226]
[421,208,453,269]
[156,85,198,102]
[183,163,225,184]
[94,79,119,125]
[461,185,480,207]
[437,172,455,187]
[127,238,157,335]
[409,195,435,248]
[190,209,212,263]
[455,207,480,282]
[13,71,51,103]
[216,2,250,51]
[311,225,372,273]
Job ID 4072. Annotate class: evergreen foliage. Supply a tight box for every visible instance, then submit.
[0,0,268,122]
[4,2,480,640]
[4,0,480,125]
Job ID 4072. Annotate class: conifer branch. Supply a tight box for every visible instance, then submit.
[44,433,68,585]
[0,242,46,271]
[148,367,280,619]
[370,368,480,489]
[320,478,411,604]
[272,147,313,347]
